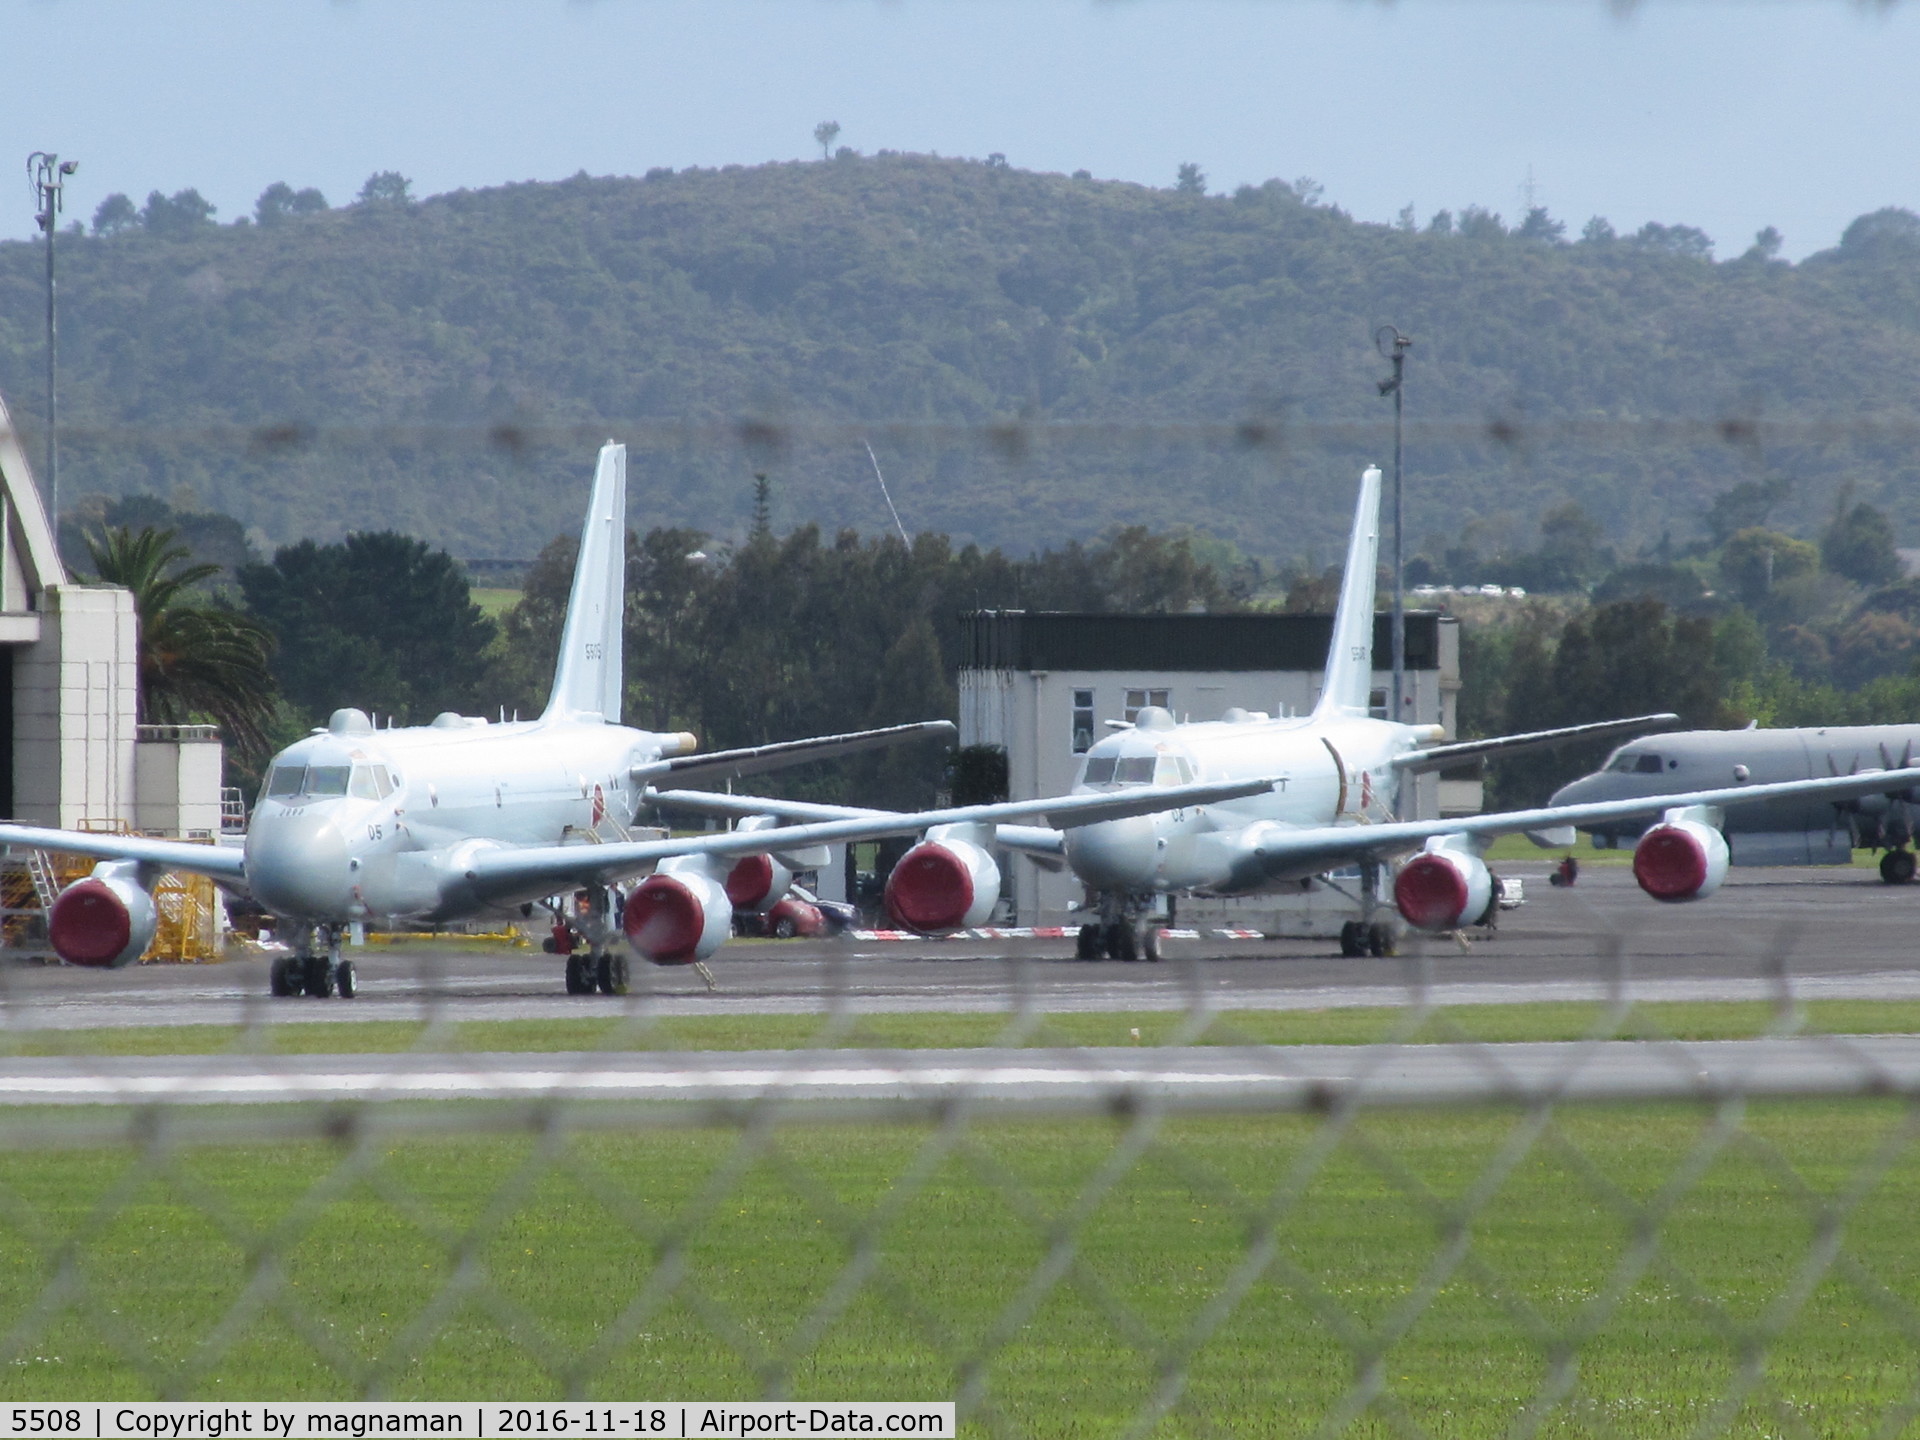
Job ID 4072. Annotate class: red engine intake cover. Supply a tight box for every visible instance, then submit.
[1633,825,1709,900]
[48,879,134,968]
[1394,854,1469,931]
[624,875,707,963]
[724,854,775,910]
[885,844,974,934]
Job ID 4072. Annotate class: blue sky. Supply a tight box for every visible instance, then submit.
[2,1,1914,260]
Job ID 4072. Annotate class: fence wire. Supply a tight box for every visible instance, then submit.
[1,889,1919,1437]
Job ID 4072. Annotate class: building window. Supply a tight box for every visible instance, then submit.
[1124,688,1170,724]
[1369,688,1388,720]
[1071,689,1095,754]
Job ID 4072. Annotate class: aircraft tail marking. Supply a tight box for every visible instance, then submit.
[1312,466,1383,720]
[543,442,627,724]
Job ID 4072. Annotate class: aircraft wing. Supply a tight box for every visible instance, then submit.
[0,825,249,881]
[1233,765,1920,873]
[1391,714,1679,773]
[633,721,956,786]
[643,788,1068,856]
[466,775,1281,897]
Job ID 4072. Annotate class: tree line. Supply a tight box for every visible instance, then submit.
[7,154,1920,575]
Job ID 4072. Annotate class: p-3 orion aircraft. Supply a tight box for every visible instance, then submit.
[654,466,1920,959]
[9,444,1279,995]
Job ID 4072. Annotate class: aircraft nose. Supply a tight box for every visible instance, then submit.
[1065,815,1161,888]
[246,811,353,920]
[1549,774,1601,808]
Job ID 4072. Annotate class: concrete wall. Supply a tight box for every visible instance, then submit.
[135,728,224,835]
[13,586,139,828]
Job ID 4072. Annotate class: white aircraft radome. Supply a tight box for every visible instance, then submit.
[661,466,1920,959]
[19,443,1271,995]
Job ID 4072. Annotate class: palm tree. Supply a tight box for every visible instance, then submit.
[86,526,279,758]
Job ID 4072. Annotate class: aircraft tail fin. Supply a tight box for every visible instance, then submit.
[542,443,627,724]
[1311,466,1382,721]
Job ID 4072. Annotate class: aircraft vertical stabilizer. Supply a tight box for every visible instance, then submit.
[1311,466,1383,720]
[543,442,627,724]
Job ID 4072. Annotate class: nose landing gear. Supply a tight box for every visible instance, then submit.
[269,925,356,998]
[1076,896,1164,961]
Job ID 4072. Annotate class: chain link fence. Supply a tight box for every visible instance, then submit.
[2,898,1919,1437]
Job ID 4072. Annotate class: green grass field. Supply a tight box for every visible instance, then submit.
[468,587,522,620]
[7,998,1920,1059]
[5,1002,1918,1430]
[2,1100,1918,1434]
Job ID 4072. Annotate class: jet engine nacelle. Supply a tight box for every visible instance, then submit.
[1393,845,1496,932]
[723,853,794,914]
[884,826,1000,934]
[623,859,734,965]
[47,861,159,969]
[1633,816,1730,902]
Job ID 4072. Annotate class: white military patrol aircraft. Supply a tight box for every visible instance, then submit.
[8,443,1279,996]
[655,466,1920,960]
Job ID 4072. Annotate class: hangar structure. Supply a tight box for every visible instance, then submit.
[958,609,1465,927]
[0,392,222,835]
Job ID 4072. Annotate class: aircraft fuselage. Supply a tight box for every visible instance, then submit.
[1061,708,1418,896]
[244,711,673,924]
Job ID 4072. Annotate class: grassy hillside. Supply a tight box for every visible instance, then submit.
[2,155,1916,563]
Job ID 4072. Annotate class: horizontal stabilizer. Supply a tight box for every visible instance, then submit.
[1393,713,1680,772]
[635,721,956,785]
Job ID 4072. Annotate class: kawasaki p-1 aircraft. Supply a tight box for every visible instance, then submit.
[5,443,1279,995]
[655,466,1920,960]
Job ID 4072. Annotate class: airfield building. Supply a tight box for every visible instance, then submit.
[0,391,222,834]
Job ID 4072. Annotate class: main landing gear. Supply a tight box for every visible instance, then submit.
[547,886,633,995]
[1881,849,1917,885]
[269,925,356,998]
[562,947,631,995]
[1337,920,1398,958]
[1332,860,1399,958]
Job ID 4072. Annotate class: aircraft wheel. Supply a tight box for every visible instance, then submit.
[1338,921,1367,958]
[597,951,630,996]
[1105,923,1137,962]
[303,955,333,998]
[1142,925,1162,963]
[564,953,592,994]
[772,915,797,939]
[1075,924,1102,961]
[1366,922,1398,959]
[1882,850,1917,885]
[268,956,295,997]
[335,960,357,999]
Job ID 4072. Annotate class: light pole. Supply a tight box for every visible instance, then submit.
[1375,325,1412,788]
[27,152,77,536]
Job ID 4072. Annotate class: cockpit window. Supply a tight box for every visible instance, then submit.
[349,765,381,800]
[1082,755,1117,785]
[1155,755,1195,786]
[1115,756,1156,785]
[1635,753,1665,773]
[266,765,305,797]
[1607,751,1664,774]
[306,765,351,796]
[371,764,395,798]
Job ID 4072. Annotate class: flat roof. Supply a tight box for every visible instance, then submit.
[959,611,1443,673]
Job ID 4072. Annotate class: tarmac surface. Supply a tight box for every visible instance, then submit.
[1,862,1917,1032]
[1,1033,1919,1108]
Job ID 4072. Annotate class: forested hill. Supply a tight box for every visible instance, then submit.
[2,155,1918,565]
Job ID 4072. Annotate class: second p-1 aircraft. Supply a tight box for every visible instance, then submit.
[657,466,1920,956]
